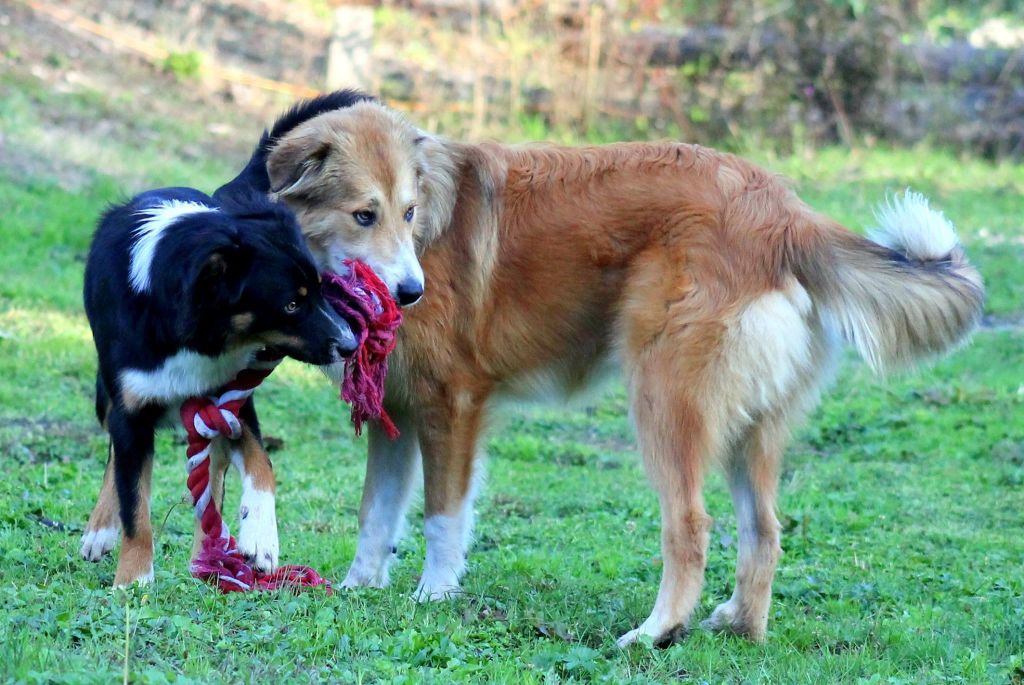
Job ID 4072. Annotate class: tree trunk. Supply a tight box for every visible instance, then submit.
[326,1,376,91]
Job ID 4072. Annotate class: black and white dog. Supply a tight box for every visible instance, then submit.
[82,185,356,586]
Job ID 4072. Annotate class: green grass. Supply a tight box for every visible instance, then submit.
[1,74,1023,684]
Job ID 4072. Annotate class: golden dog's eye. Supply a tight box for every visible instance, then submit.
[404,205,416,223]
[284,301,299,314]
[353,210,376,227]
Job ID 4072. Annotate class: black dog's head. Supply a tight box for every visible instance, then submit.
[162,192,357,364]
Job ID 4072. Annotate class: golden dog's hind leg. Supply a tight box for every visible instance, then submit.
[616,356,714,648]
[81,443,122,561]
[701,421,784,642]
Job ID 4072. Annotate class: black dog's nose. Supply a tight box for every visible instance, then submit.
[332,321,359,357]
[395,278,424,306]
[332,338,357,358]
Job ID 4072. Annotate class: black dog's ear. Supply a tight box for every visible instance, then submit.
[194,244,251,306]
[173,243,252,351]
[267,134,331,197]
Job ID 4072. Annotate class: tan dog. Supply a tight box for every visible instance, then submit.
[268,101,983,646]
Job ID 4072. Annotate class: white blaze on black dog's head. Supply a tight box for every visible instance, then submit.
[266,101,427,306]
[129,200,219,293]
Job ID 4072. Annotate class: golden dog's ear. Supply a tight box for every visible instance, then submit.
[412,132,460,242]
[267,135,331,196]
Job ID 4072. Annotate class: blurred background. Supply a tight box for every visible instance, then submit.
[2,0,1022,159]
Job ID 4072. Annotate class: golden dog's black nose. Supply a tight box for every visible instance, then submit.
[396,278,423,306]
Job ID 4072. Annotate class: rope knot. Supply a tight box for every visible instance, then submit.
[191,401,241,439]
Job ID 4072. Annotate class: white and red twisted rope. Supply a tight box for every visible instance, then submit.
[181,351,332,593]
[178,261,401,593]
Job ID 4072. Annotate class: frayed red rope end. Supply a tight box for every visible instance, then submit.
[191,536,333,594]
[321,261,403,440]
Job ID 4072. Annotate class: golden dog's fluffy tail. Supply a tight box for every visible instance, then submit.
[795,191,984,372]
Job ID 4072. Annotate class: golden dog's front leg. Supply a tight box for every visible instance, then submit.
[342,412,421,589]
[414,384,490,601]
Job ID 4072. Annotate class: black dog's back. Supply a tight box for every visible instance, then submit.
[86,186,218,425]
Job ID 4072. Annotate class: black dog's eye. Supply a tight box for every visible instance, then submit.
[284,301,299,314]
[353,210,376,227]
[404,206,416,223]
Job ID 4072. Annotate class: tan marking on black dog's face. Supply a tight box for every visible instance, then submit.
[231,312,255,333]
[267,102,425,303]
[256,331,305,350]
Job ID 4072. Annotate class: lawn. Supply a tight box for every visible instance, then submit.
[1,70,1022,684]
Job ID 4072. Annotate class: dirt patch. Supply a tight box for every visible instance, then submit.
[0,416,104,464]
[0,1,294,178]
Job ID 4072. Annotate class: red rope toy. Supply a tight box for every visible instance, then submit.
[321,260,402,439]
[180,260,402,593]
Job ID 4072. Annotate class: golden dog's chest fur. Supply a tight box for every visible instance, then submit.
[267,100,983,645]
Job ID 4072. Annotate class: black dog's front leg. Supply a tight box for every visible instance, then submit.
[108,406,159,587]
[233,397,280,573]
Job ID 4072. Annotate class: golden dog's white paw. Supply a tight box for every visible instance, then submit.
[417,515,467,601]
[616,616,687,649]
[701,598,739,632]
[80,526,119,561]
[340,558,390,589]
[701,598,767,641]
[413,573,462,602]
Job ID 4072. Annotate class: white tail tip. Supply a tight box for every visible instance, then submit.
[869,190,959,261]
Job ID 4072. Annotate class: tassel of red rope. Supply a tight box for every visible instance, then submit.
[322,260,403,439]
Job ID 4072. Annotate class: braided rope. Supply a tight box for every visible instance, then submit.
[179,260,400,593]
[181,351,332,593]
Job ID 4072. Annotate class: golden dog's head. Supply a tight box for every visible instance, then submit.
[267,101,427,306]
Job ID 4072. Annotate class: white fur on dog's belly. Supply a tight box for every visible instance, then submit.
[119,345,260,405]
[496,350,619,407]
